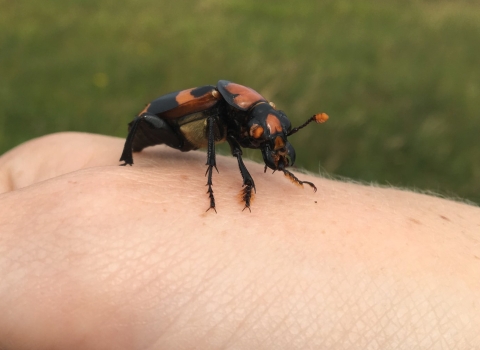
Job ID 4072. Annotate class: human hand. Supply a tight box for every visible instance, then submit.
[1,132,479,349]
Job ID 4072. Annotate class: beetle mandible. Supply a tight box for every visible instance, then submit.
[120,80,328,212]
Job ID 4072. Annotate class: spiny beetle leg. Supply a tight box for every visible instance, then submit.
[227,136,256,211]
[283,169,317,192]
[205,116,218,213]
[205,165,217,213]
[227,136,256,193]
[240,184,254,212]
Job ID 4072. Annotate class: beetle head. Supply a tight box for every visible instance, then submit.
[248,103,296,171]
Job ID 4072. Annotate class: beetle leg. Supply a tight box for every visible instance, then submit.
[227,136,256,212]
[120,116,142,166]
[120,114,182,166]
[205,116,218,213]
[282,169,317,192]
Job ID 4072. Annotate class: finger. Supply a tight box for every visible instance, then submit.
[0,132,124,192]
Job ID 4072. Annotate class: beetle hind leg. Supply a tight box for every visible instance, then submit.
[120,116,142,166]
[120,113,182,166]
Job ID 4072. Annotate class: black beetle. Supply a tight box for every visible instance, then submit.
[120,80,328,212]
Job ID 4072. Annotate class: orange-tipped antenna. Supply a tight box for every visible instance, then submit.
[314,112,329,123]
[287,113,329,136]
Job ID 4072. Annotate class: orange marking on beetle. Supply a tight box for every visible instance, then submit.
[175,88,196,105]
[163,88,218,119]
[250,124,264,138]
[314,113,329,123]
[137,103,151,115]
[266,114,283,134]
[225,83,266,109]
[274,136,285,150]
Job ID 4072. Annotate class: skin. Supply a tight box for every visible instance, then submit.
[0,132,479,350]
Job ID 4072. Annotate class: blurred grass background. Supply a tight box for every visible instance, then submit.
[1,0,479,204]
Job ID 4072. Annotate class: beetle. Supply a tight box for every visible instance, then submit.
[120,80,328,212]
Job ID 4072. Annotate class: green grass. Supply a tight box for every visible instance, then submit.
[1,0,479,204]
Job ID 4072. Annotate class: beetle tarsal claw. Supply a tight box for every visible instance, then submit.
[206,206,217,213]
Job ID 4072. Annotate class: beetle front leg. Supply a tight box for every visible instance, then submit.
[227,136,256,212]
[205,116,218,213]
[282,169,317,192]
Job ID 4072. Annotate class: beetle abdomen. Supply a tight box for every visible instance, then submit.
[178,112,227,148]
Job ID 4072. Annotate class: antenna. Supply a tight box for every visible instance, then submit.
[287,113,329,137]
